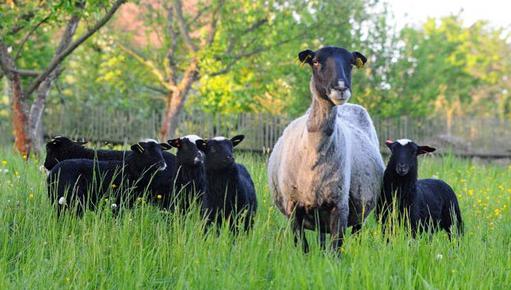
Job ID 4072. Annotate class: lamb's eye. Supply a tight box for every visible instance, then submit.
[313,60,319,66]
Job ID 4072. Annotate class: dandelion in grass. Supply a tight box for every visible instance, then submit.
[1,160,6,166]
[111,184,118,189]
[157,194,162,199]
[111,203,118,209]
[436,254,443,261]
[28,193,34,199]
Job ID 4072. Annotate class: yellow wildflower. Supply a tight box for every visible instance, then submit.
[157,194,162,199]
[1,160,6,166]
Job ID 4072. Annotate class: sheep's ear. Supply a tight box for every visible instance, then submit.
[167,138,181,148]
[385,139,394,149]
[196,140,207,151]
[298,49,315,66]
[352,51,367,68]
[75,140,88,145]
[131,143,145,154]
[160,143,172,150]
[417,145,436,155]
[231,135,245,147]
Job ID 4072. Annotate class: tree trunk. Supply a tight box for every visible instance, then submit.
[28,78,52,153]
[159,60,198,140]
[10,75,30,156]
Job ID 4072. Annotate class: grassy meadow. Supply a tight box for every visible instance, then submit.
[0,149,510,289]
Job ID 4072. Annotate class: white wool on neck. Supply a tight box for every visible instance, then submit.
[396,139,412,146]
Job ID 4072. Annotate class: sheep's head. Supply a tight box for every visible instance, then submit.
[385,139,436,176]
[167,135,204,167]
[44,136,87,170]
[299,46,367,106]
[129,139,171,174]
[196,135,244,170]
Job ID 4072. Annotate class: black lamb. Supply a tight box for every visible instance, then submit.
[377,139,463,238]
[47,140,169,216]
[165,135,208,211]
[196,135,257,233]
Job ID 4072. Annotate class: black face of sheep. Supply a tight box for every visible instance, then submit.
[196,135,244,170]
[385,139,436,176]
[298,46,367,105]
[167,136,204,166]
[44,136,87,170]
[129,140,171,174]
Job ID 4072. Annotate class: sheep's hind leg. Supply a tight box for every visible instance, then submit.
[330,203,348,253]
[291,207,309,253]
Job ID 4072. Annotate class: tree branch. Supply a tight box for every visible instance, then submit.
[118,43,177,92]
[24,0,126,97]
[13,13,52,61]
[210,34,303,77]
[204,0,224,46]
[12,69,41,77]
[173,0,198,52]
[165,5,178,86]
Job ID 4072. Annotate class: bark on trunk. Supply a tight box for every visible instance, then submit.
[28,78,52,153]
[159,60,198,140]
[10,75,30,156]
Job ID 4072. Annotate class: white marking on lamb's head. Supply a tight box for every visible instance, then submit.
[183,135,203,143]
[211,136,227,141]
[140,138,159,144]
[58,197,67,205]
[396,139,412,146]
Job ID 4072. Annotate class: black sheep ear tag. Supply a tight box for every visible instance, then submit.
[231,135,245,147]
[131,143,145,153]
[352,51,367,69]
[298,49,314,66]
[417,145,436,155]
[168,138,181,148]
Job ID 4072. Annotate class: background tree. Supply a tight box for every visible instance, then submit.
[0,0,125,155]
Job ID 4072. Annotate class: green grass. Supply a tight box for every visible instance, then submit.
[0,149,510,289]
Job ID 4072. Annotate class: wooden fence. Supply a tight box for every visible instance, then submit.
[1,106,511,157]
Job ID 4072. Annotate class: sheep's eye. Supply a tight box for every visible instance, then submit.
[312,60,320,66]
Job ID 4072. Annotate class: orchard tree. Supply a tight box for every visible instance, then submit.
[0,0,125,155]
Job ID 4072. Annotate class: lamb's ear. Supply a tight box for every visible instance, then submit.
[75,140,88,145]
[160,143,172,150]
[167,138,181,148]
[385,139,394,149]
[231,135,245,147]
[195,140,207,151]
[298,49,315,66]
[131,143,145,154]
[417,145,436,155]
[352,51,367,68]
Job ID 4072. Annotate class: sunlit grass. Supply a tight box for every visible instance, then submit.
[0,149,510,289]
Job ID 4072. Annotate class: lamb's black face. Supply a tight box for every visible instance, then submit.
[130,141,169,173]
[44,136,86,170]
[299,46,367,106]
[386,139,436,176]
[196,135,244,170]
[167,136,204,167]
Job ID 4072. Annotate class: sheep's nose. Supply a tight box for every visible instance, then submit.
[396,163,409,176]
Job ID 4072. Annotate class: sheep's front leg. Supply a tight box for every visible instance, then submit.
[291,207,309,253]
[330,203,349,253]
